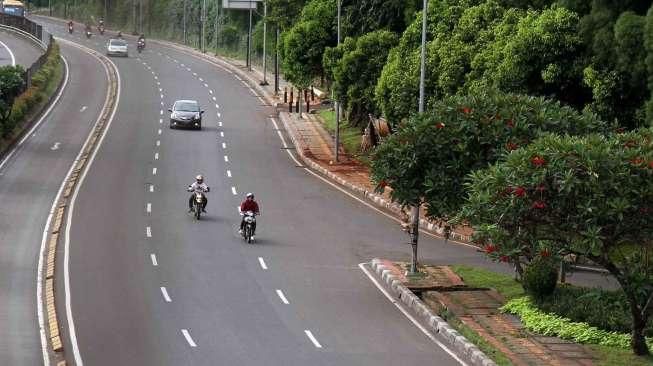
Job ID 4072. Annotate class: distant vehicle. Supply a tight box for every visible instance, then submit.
[169,100,204,130]
[106,38,128,57]
[1,0,25,17]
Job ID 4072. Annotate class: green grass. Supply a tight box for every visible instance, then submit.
[450,265,525,300]
[590,345,653,366]
[317,109,363,158]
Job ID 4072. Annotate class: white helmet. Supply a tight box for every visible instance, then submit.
[246,192,254,199]
[196,175,204,183]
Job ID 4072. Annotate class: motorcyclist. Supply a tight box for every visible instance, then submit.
[84,22,92,36]
[98,20,105,33]
[137,34,146,49]
[68,20,74,32]
[187,175,209,212]
[239,193,260,236]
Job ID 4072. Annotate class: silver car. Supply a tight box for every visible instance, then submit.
[106,39,128,57]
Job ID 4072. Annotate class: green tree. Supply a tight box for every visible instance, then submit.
[0,65,24,133]
[459,131,653,355]
[325,30,398,128]
[342,0,420,36]
[267,0,309,30]
[280,0,336,87]
[370,92,607,221]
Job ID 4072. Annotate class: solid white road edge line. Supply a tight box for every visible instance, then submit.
[358,263,468,366]
[276,289,289,304]
[62,41,123,366]
[150,254,158,266]
[181,329,198,347]
[258,257,267,270]
[160,287,172,302]
[36,54,71,366]
[304,330,322,348]
[0,39,16,66]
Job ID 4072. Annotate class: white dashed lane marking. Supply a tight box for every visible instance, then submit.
[305,330,322,348]
[231,187,237,195]
[150,254,158,266]
[146,226,152,238]
[276,290,289,304]
[258,257,267,270]
[181,329,197,347]
[160,287,172,302]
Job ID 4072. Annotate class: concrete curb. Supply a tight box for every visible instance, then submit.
[40,39,120,366]
[369,259,497,366]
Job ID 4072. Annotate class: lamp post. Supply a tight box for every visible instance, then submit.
[260,0,268,85]
[183,0,187,45]
[214,0,219,55]
[246,0,253,71]
[201,0,207,52]
[408,0,428,276]
[334,0,342,162]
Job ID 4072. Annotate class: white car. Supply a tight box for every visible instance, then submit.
[106,39,128,57]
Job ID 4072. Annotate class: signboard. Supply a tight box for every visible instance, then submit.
[222,0,262,10]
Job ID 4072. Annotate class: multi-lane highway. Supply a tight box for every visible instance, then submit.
[0,29,43,66]
[0,16,617,366]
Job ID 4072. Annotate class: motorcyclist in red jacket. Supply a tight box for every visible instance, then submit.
[239,193,260,235]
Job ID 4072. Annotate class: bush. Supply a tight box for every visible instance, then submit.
[537,286,653,337]
[522,257,558,299]
[502,297,653,349]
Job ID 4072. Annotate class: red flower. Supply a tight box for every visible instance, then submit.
[499,255,510,263]
[436,122,445,129]
[484,244,497,254]
[506,119,514,128]
[461,107,472,115]
[540,249,551,258]
[532,201,547,209]
[630,157,644,166]
[513,186,526,197]
[506,142,519,151]
[531,156,546,168]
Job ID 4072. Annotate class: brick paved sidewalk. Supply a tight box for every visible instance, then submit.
[376,260,596,366]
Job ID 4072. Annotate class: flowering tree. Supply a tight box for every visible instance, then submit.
[371,91,608,221]
[459,131,653,355]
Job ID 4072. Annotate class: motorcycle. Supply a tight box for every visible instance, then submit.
[68,25,73,34]
[137,39,145,53]
[187,186,208,220]
[85,30,92,38]
[241,211,257,243]
[98,25,105,35]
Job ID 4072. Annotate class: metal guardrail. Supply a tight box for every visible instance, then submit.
[0,13,54,91]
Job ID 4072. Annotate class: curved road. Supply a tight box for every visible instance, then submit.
[0,16,616,366]
[0,29,43,67]
[0,38,108,364]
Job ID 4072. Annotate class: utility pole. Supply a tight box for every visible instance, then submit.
[104,0,107,24]
[139,0,143,34]
[49,0,52,16]
[247,0,253,71]
[408,0,429,276]
[214,0,219,55]
[334,0,342,162]
[201,0,206,52]
[274,26,279,95]
[260,0,268,85]
[183,0,187,44]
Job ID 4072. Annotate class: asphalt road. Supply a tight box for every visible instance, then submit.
[0,29,43,67]
[0,17,616,366]
[0,40,108,364]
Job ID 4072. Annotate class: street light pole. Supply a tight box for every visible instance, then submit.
[201,0,206,52]
[214,0,219,55]
[183,0,187,44]
[334,0,341,162]
[247,0,253,71]
[409,0,428,276]
[260,0,268,85]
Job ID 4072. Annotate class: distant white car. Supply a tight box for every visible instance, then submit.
[106,39,128,57]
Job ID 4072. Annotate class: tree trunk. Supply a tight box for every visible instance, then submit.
[629,295,651,355]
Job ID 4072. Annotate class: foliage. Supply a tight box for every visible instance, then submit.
[324,31,398,128]
[375,0,584,127]
[281,0,336,87]
[460,131,653,354]
[0,65,25,132]
[521,257,558,299]
[267,0,309,30]
[538,286,653,337]
[371,91,607,219]
[341,0,420,36]
[502,297,653,350]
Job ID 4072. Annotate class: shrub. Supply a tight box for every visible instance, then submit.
[522,257,558,299]
[537,286,653,337]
